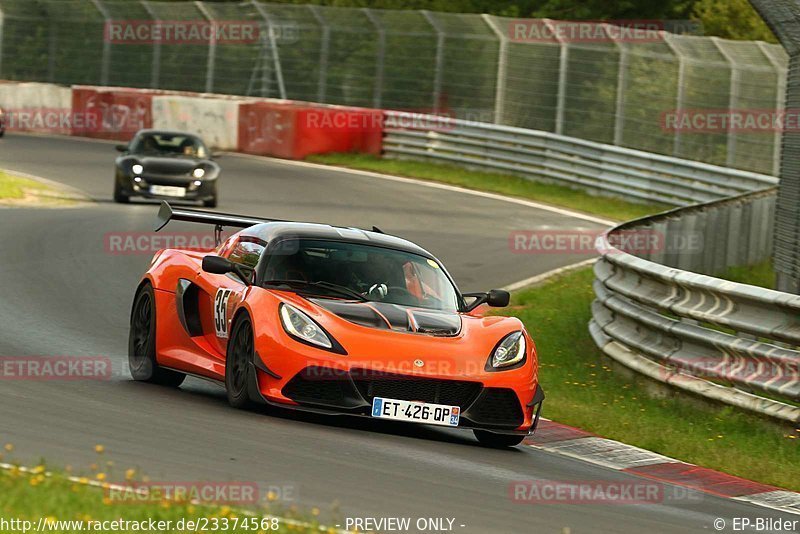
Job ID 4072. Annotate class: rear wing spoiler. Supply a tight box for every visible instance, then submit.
[155,201,286,232]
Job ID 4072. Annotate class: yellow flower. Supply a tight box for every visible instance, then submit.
[3,444,13,452]
[219,506,231,517]
[78,477,89,485]
[312,507,320,516]
[96,473,106,481]
[94,445,105,454]
[32,465,46,475]
[125,469,136,481]
[267,491,278,502]
[44,517,56,525]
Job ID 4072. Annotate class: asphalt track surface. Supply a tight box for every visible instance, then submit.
[0,133,795,533]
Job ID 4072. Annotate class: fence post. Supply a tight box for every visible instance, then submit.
[608,24,627,146]
[195,1,216,94]
[89,0,111,85]
[307,5,329,103]
[544,19,569,135]
[712,37,740,168]
[0,6,5,79]
[757,41,785,177]
[482,14,507,125]
[252,0,287,99]
[421,10,444,114]
[664,34,686,157]
[140,0,161,88]
[363,8,384,109]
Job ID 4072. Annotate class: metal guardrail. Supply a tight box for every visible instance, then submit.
[589,188,800,424]
[383,111,778,207]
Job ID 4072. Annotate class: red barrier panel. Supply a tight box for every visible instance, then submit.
[238,103,383,159]
[71,86,153,141]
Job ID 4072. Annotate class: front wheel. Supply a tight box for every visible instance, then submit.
[473,430,526,448]
[113,180,129,203]
[225,314,255,409]
[128,283,185,387]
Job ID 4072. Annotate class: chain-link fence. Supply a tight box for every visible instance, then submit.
[0,0,788,175]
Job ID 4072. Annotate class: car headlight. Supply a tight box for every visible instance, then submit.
[489,331,526,369]
[279,304,332,349]
[192,168,205,179]
[132,164,143,175]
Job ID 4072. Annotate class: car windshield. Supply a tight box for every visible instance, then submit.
[130,133,208,158]
[262,239,460,312]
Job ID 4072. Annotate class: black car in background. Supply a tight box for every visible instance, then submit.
[114,130,220,207]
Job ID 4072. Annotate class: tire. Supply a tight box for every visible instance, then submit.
[128,283,185,387]
[473,430,526,448]
[113,181,129,203]
[225,313,255,409]
[203,196,218,208]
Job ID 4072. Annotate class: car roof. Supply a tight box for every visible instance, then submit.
[239,221,436,259]
[134,129,204,140]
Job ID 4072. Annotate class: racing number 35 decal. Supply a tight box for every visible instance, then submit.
[214,288,234,338]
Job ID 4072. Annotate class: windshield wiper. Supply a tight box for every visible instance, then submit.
[262,279,367,302]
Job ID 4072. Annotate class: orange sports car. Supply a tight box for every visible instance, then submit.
[129,202,544,447]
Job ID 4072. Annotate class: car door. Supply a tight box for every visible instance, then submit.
[195,237,266,360]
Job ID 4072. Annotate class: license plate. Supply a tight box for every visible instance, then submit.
[371,397,460,427]
[150,185,186,197]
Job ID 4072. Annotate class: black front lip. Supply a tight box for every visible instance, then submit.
[117,173,217,200]
[249,364,543,435]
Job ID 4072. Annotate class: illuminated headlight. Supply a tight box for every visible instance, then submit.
[490,331,526,369]
[132,164,143,175]
[192,168,205,179]
[279,304,332,349]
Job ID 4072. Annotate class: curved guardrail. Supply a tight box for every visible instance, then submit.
[383,111,777,206]
[589,188,800,424]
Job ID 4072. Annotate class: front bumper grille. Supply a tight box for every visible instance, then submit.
[351,369,482,407]
[279,366,526,430]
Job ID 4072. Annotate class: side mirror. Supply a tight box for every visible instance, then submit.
[115,144,127,152]
[462,289,510,312]
[486,289,510,308]
[202,255,233,275]
[202,255,253,285]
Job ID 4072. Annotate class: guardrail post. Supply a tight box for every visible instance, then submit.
[422,10,444,114]
[364,8,385,109]
[89,0,111,85]
[140,0,161,89]
[252,0,287,100]
[482,14,507,125]
[195,1,216,94]
[307,5,329,103]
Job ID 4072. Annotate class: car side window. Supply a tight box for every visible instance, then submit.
[227,240,265,269]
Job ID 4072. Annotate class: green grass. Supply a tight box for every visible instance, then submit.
[502,267,800,491]
[0,463,326,534]
[0,170,82,206]
[0,171,50,200]
[307,153,667,222]
[716,259,776,290]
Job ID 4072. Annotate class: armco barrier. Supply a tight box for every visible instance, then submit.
[238,103,383,159]
[71,86,153,141]
[383,111,778,206]
[152,95,240,151]
[590,188,800,424]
